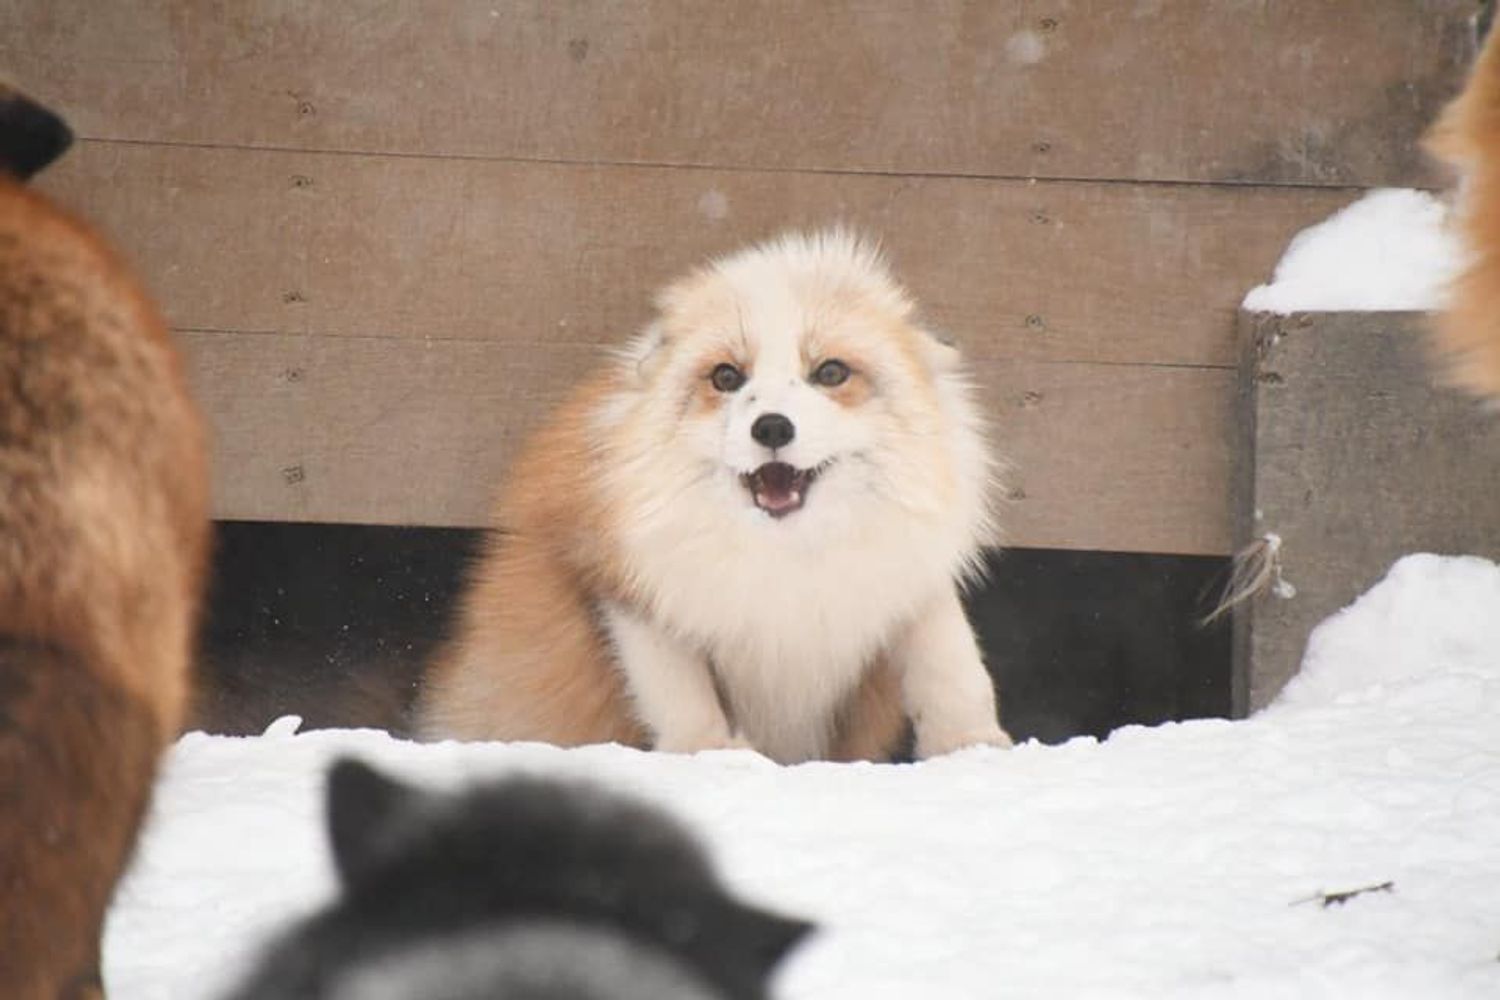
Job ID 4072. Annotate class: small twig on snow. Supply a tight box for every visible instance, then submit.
[1290,881,1395,908]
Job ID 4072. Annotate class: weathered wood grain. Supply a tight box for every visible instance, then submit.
[1233,312,1500,712]
[38,140,1354,368]
[19,4,1453,554]
[1,0,1471,187]
[184,331,1234,555]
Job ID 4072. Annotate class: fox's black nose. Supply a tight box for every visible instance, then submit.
[751,412,795,449]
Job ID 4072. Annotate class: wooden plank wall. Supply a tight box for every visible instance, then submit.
[3,1,1475,554]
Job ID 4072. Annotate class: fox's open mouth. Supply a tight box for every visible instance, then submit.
[740,461,828,518]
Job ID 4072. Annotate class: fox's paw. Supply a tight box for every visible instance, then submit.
[915,722,1014,760]
[656,731,757,755]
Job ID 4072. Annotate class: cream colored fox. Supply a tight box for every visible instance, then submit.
[421,231,1010,763]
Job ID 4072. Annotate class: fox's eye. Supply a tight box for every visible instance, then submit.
[811,359,851,387]
[710,363,746,392]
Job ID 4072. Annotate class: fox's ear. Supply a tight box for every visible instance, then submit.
[620,321,668,383]
[326,758,421,887]
[0,84,73,180]
[732,904,816,977]
[918,326,962,374]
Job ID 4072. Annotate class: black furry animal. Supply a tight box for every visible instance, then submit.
[224,759,812,1000]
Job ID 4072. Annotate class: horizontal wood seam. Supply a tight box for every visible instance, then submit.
[70,136,1385,195]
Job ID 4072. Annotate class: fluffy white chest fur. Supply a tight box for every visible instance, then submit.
[609,474,975,762]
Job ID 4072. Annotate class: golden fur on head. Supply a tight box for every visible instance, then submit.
[1426,22,1500,398]
[0,106,210,995]
[420,230,1009,763]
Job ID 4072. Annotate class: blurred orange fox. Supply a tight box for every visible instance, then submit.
[1427,21,1500,398]
[0,85,210,998]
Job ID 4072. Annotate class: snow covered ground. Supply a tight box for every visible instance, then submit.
[105,554,1500,999]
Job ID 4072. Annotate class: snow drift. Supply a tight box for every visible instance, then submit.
[107,555,1500,999]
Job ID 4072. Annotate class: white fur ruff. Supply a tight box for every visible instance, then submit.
[592,231,1004,762]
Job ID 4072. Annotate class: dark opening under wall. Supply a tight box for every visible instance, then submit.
[195,522,1231,746]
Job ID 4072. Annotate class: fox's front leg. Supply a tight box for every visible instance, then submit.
[604,605,749,753]
[893,586,1013,759]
